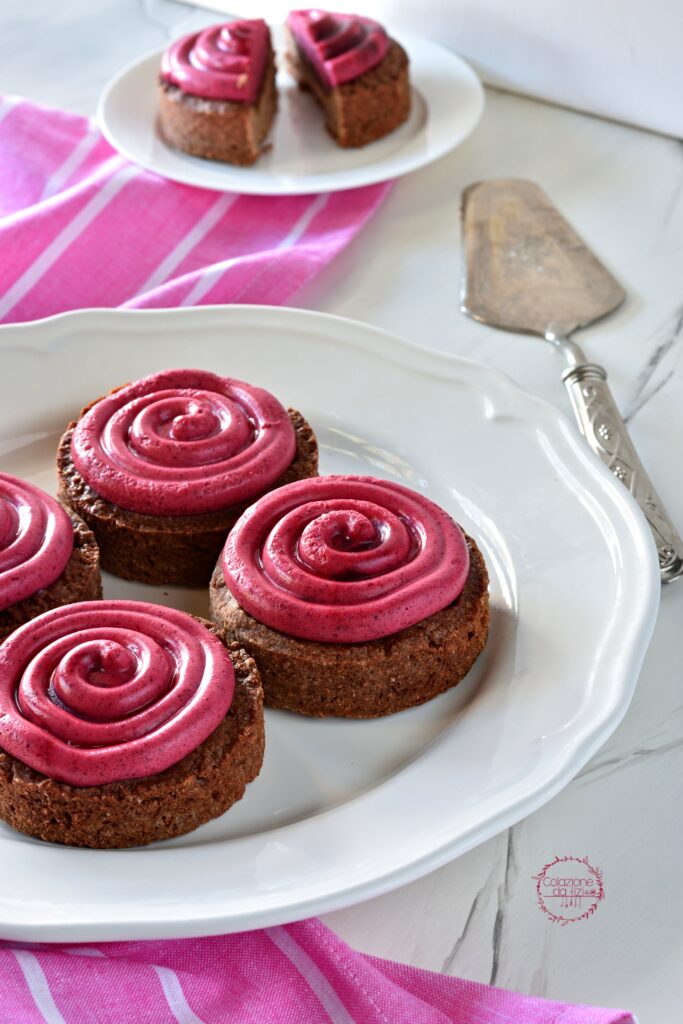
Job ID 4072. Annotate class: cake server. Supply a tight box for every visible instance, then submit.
[461,177,683,583]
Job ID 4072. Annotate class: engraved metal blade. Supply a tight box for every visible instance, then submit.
[461,179,626,339]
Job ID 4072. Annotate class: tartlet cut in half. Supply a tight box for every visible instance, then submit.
[159,19,278,165]
[286,9,411,147]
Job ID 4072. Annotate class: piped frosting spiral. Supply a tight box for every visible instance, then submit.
[161,20,269,103]
[222,475,470,643]
[0,474,74,612]
[287,9,390,88]
[70,368,297,517]
[0,601,234,786]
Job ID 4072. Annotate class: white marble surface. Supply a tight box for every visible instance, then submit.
[2,2,682,1020]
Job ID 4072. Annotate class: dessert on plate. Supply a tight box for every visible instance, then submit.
[0,473,101,643]
[158,19,277,165]
[57,368,318,586]
[285,9,411,147]
[210,475,489,717]
[0,601,264,848]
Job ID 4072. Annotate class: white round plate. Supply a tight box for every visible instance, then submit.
[0,306,658,940]
[98,28,484,195]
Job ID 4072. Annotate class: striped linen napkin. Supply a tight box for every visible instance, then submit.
[0,94,635,1024]
[4,921,635,1023]
[0,94,389,323]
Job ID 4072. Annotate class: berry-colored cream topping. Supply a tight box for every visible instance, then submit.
[222,475,470,643]
[161,19,269,103]
[0,601,234,786]
[0,474,74,613]
[287,9,389,88]
[70,368,297,517]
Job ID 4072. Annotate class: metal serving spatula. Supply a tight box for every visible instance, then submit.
[461,178,683,583]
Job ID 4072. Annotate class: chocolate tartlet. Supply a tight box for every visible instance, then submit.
[286,10,410,147]
[58,369,318,586]
[0,602,265,848]
[159,19,277,165]
[211,475,489,717]
[0,473,101,643]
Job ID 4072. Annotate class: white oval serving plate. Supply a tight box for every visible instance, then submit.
[98,29,484,195]
[0,305,658,940]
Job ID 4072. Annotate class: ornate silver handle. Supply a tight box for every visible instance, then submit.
[563,362,683,583]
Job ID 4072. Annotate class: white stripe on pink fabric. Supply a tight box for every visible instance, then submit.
[266,926,356,1024]
[40,123,101,201]
[62,947,105,958]
[0,160,139,320]
[0,98,391,323]
[11,950,66,1024]
[0,928,640,1023]
[132,192,238,298]
[121,194,316,310]
[152,965,206,1024]
[180,193,329,307]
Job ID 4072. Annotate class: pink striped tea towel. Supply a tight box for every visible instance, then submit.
[0,94,390,324]
[1,921,635,1023]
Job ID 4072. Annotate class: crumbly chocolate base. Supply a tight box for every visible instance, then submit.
[158,44,277,165]
[210,535,489,718]
[0,638,265,848]
[286,37,410,148]
[57,407,319,587]
[0,511,102,644]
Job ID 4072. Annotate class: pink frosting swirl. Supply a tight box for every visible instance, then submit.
[0,601,234,786]
[287,9,389,88]
[70,369,297,517]
[0,474,74,612]
[161,19,269,103]
[222,475,470,643]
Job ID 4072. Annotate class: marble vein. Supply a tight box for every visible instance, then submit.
[576,732,683,783]
[529,932,551,999]
[489,827,516,986]
[624,303,683,422]
[624,368,675,423]
[440,869,493,975]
